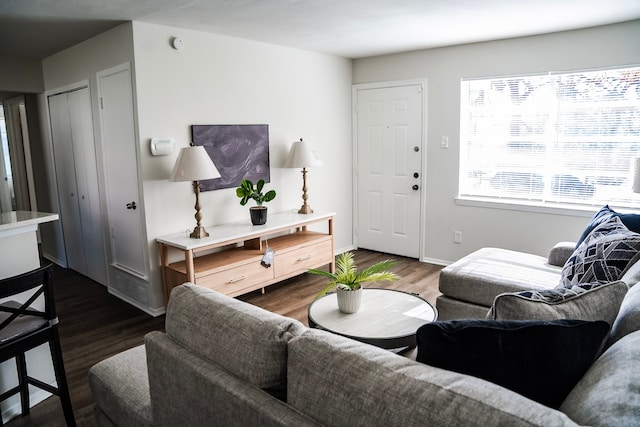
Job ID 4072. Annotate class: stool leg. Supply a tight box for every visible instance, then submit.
[16,353,30,416]
[49,331,76,427]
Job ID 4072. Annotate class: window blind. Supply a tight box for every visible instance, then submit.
[459,66,640,207]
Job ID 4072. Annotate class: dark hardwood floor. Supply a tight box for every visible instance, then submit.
[5,249,442,426]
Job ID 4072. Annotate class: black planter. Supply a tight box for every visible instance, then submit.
[249,206,268,225]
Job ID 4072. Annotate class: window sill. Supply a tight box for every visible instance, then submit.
[453,197,610,218]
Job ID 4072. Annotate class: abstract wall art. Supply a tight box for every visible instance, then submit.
[191,124,270,191]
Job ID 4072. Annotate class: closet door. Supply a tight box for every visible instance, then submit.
[48,88,107,285]
[67,89,107,284]
[49,92,86,273]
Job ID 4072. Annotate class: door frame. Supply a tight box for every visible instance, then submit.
[3,96,36,211]
[352,79,428,260]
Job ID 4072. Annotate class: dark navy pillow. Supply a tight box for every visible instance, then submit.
[576,205,640,249]
[416,319,610,408]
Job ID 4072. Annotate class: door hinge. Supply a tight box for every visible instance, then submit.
[100,97,104,109]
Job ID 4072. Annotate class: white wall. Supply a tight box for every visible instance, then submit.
[353,20,640,264]
[132,22,353,309]
[41,24,135,269]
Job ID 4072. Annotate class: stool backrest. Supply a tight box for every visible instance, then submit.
[0,264,56,335]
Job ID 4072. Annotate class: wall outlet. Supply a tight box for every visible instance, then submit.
[453,230,463,244]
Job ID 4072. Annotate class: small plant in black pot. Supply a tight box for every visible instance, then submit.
[236,179,277,225]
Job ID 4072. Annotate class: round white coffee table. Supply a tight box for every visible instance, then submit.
[308,288,437,350]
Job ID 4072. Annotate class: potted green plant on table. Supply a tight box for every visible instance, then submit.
[236,179,277,225]
[308,251,398,313]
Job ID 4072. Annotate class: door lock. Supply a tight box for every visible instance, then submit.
[412,185,419,191]
[126,201,137,210]
[413,172,419,178]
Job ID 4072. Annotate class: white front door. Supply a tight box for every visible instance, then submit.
[97,63,147,278]
[355,83,424,258]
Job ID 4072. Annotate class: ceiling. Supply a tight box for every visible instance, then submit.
[1,0,640,60]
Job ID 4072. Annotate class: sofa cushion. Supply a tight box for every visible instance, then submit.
[416,319,610,409]
[439,247,561,308]
[620,253,640,286]
[288,329,581,426]
[610,281,640,345]
[560,216,640,288]
[145,331,320,427]
[165,284,306,389]
[560,330,640,426]
[487,281,628,326]
[575,205,640,248]
[88,345,153,427]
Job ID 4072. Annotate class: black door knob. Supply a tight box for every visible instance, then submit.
[126,201,137,210]
[412,185,419,191]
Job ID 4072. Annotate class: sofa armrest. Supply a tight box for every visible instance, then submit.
[548,242,576,267]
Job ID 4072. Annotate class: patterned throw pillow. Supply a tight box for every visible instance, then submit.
[575,205,640,249]
[487,281,628,326]
[560,217,640,288]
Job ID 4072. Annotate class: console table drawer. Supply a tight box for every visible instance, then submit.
[275,238,333,278]
[198,260,274,295]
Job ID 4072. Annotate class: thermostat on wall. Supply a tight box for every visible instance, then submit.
[150,137,175,156]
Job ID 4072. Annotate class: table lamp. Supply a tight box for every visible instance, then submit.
[285,138,322,214]
[170,145,221,238]
[633,157,640,194]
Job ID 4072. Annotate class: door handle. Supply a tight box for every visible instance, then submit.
[126,201,137,210]
[412,185,419,191]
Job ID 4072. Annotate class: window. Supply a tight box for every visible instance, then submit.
[459,66,640,208]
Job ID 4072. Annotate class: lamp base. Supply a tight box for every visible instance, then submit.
[190,225,210,239]
[298,204,313,214]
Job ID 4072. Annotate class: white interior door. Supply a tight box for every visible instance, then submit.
[67,88,108,284]
[48,88,107,284]
[97,63,147,278]
[355,83,424,258]
[49,91,86,273]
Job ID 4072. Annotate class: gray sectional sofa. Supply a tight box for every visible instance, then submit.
[89,282,640,426]
[437,242,577,320]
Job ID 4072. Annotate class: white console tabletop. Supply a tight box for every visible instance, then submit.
[157,211,335,251]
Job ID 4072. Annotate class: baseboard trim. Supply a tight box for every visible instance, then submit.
[1,387,51,424]
[421,257,450,266]
[107,288,166,317]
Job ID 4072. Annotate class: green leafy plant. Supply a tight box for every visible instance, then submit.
[308,251,398,298]
[235,179,276,206]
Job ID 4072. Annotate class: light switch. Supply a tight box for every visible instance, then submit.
[441,136,449,149]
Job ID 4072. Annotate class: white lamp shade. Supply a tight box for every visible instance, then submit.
[285,138,322,168]
[633,157,640,193]
[169,145,221,182]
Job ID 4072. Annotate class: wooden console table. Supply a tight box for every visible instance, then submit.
[157,211,335,303]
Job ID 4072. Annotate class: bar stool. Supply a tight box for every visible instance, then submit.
[0,264,75,426]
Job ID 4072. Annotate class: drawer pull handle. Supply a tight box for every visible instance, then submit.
[297,255,312,262]
[228,276,248,284]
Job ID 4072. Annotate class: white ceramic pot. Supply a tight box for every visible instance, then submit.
[336,285,362,314]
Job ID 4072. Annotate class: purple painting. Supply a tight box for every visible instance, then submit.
[191,124,270,191]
